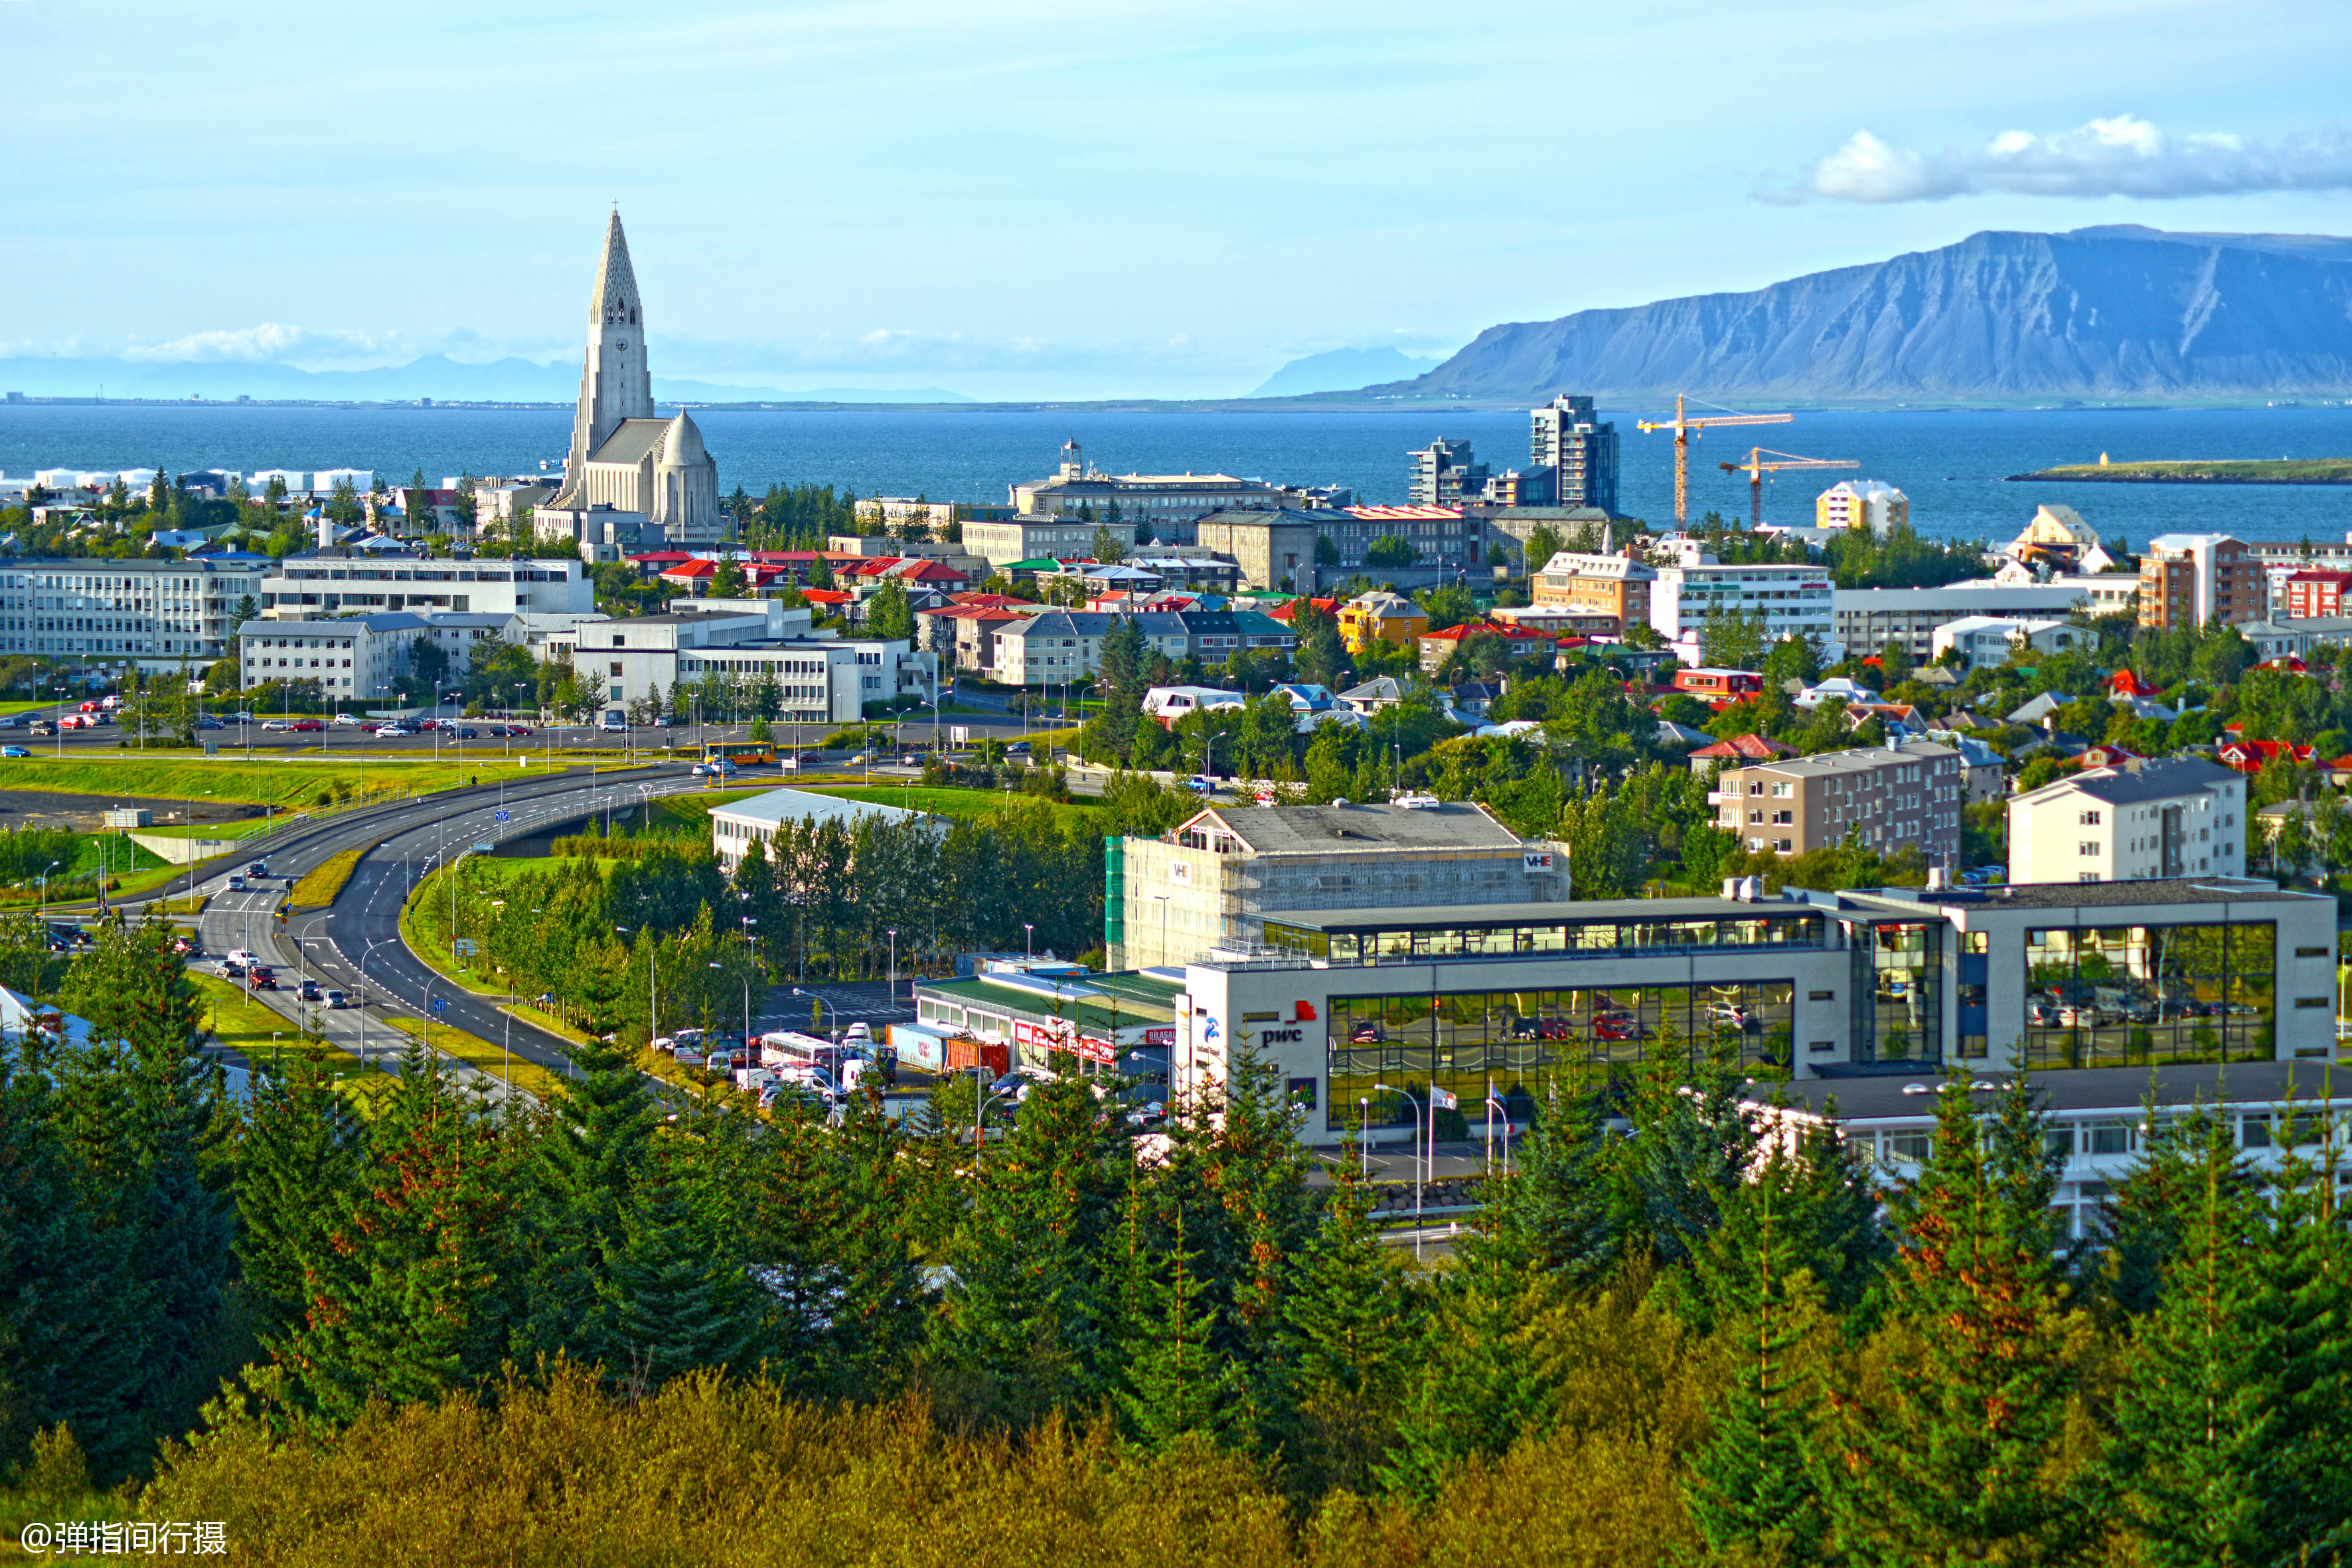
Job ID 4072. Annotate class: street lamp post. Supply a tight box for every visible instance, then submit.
[1484,1090,1514,1178]
[886,927,897,1008]
[1358,1097,1371,1178]
[1373,1081,1426,1259]
[1023,922,1034,960]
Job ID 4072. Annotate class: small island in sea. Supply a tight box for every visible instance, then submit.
[2007,456,2352,485]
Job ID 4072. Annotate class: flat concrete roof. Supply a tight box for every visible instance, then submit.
[1760,1059,2352,1122]
[1265,897,1820,931]
[1843,878,2325,913]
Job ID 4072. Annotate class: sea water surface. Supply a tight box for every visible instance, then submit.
[3,402,2350,547]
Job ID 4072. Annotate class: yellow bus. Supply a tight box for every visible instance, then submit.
[701,740,776,767]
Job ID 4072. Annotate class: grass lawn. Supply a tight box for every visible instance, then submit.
[0,755,473,807]
[289,847,365,908]
[799,783,1101,826]
[138,817,277,841]
[649,787,770,828]
[378,1014,565,1100]
[396,899,511,998]
[187,973,390,1109]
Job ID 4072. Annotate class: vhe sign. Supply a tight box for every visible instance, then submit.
[1522,850,1555,873]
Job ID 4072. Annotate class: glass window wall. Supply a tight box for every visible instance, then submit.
[2021,921,2275,1069]
[1324,978,1796,1131]
[1266,912,1824,966]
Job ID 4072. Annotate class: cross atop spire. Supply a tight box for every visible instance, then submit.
[590,208,641,327]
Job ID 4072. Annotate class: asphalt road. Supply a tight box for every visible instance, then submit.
[165,761,716,1099]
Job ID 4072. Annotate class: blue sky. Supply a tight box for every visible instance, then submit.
[5,0,2350,399]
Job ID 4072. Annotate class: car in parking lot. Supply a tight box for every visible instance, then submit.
[0,746,27,759]
[195,715,223,730]
[374,724,413,738]
[261,719,293,732]
[449,726,479,739]
[333,713,364,726]
[598,715,629,733]
[289,719,323,732]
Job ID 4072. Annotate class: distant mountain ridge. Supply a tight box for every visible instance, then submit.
[1362,226,2352,404]
[1249,346,1443,397]
[0,354,972,404]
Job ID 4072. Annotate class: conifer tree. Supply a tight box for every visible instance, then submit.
[511,1032,657,1374]
[2106,1107,2274,1565]
[2244,1133,2352,1561]
[285,1038,516,1419]
[1463,1070,1616,1288]
[1114,1194,1240,1450]
[1815,1075,2100,1565]
[0,1058,152,1478]
[1372,1265,1561,1502]
[817,1088,929,1395]
[600,1173,758,1392]
[1285,1139,1413,1492]
[2100,1101,2250,1317]
[935,1057,1123,1422]
[236,1048,366,1340]
[1682,1160,1829,1563]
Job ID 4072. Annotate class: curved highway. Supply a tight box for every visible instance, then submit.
[163,761,713,1099]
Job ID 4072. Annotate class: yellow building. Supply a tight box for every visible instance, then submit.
[1815,479,1909,532]
[1336,590,1427,653]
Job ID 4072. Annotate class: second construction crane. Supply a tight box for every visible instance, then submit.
[1636,394,1792,524]
[1719,447,1858,528]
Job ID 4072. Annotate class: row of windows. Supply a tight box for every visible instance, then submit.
[1324,982,1799,1129]
[1264,913,1825,965]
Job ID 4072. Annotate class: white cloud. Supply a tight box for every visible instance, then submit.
[118,322,412,366]
[1775,116,2352,202]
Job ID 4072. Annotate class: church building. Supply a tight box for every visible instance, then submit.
[537,209,722,551]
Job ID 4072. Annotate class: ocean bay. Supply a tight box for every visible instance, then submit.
[3,400,2350,546]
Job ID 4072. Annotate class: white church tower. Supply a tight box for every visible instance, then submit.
[537,208,722,548]
[552,206,656,507]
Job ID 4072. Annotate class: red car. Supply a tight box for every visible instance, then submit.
[1347,1021,1384,1044]
[1592,1013,1650,1042]
[289,719,324,732]
[248,967,279,990]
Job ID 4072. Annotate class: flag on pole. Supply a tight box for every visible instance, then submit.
[1431,1086,1458,1110]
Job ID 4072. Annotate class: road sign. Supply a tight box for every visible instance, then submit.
[473,842,496,852]
[493,810,510,823]
[950,726,972,745]
[452,939,479,957]
[431,998,448,1014]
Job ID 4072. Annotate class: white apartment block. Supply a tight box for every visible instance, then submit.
[1,554,272,670]
[258,551,595,620]
[1928,616,2083,669]
[2006,757,2245,885]
[558,599,937,724]
[239,613,431,698]
[1712,740,1963,864]
[1831,585,2091,662]
[1650,554,1832,661]
[961,518,1099,571]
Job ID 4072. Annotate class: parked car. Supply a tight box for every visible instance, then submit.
[374,725,413,738]
[0,746,27,759]
[289,719,324,732]
[261,719,292,732]
[195,716,223,730]
[842,1020,873,1044]
[333,713,364,726]
[451,726,479,740]
[599,715,629,733]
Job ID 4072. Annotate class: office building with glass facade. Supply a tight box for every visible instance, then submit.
[1166,878,2335,1144]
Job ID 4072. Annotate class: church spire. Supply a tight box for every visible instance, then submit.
[590,206,641,326]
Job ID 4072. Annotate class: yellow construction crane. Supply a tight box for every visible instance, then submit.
[1636,394,1792,524]
[1719,447,1858,529]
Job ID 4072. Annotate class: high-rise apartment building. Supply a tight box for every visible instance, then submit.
[2139,534,2266,631]
[1528,394,1620,514]
[1406,439,1487,505]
